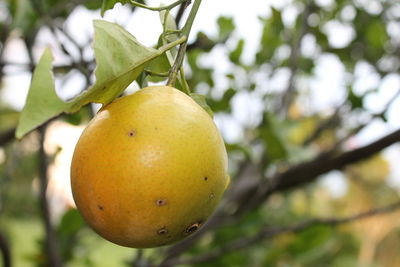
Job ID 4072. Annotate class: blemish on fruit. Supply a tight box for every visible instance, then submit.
[157,227,168,235]
[156,199,167,206]
[98,205,104,211]
[185,222,202,235]
[209,193,215,199]
[128,130,136,137]
[204,176,208,181]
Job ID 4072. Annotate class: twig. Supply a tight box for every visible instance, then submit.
[0,231,11,267]
[0,22,10,81]
[166,0,202,87]
[161,127,400,263]
[167,42,187,87]
[167,200,400,266]
[129,0,187,11]
[302,106,344,146]
[175,0,191,26]
[279,1,314,117]
[270,127,400,193]
[38,126,63,267]
[235,127,400,213]
[0,128,16,147]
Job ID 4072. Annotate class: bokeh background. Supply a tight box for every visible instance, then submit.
[1,0,400,266]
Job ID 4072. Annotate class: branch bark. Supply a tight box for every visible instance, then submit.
[161,127,400,264]
[270,127,400,193]
[38,126,63,267]
[168,200,400,266]
[0,231,11,267]
[279,1,314,117]
[0,128,15,147]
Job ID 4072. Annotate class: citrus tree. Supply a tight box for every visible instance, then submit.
[1,0,400,266]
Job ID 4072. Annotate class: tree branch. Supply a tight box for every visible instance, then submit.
[270,127,400,193]
[0,128,16,147]
[175,0,191,26]
[161,127,400,263]
[0,231,11,267]
[169,200,400,266]
[38,126,62,267]
[279,1,314,117]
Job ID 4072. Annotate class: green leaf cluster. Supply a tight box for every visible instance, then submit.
[16,20,183,138]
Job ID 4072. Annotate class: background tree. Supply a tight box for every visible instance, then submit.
[1,0,400,266]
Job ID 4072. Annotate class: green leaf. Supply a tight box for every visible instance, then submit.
[208,88,236,112]
[160,10,179,42]
[16,20,183,138]
[260,113,287,161]
[67,20,159,111]
[101,0,128,16]
[190,93,213,117]
[256,9,284,64]
[146,10,179,83]
[229,39,245,64]
[15,48,69,139]
[366,19,388,48]
[57,209,85,236]
[9,0,38,33]
[217,16,235,41]
[348,87,363,109]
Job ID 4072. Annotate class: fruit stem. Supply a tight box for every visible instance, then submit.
[182,0,202,38]
[167,42,187,87]
[167,0,202,88]
[179,67,191,94]
[129,0,187,11]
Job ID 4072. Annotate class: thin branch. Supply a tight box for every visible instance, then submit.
[0,128,16,147]
[161,127,400,263]
[0,231,11,267]
[129,0,187,11]
[49,0,88,18]
[38,126,63,267]
[270,127,400,193]
[175,0,191,26]
[0,22,11,81]
[279,1,314,117]
[167,42,187,87]
[166,0,202,87]
[303,106,344,146]
[168,200,400,266]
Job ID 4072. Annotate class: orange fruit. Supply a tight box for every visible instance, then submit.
[70,86,229,248]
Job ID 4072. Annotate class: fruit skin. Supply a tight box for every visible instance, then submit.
[70,86,229,248]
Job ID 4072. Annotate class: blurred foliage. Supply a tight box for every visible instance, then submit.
[1,0,400,266]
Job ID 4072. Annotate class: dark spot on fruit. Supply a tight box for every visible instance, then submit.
[98,205,104,211]
[128,130,136,137]
[157,227,168,235]
[204,176,208,181]
[185,222,202,235]
[156,199,167,206]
